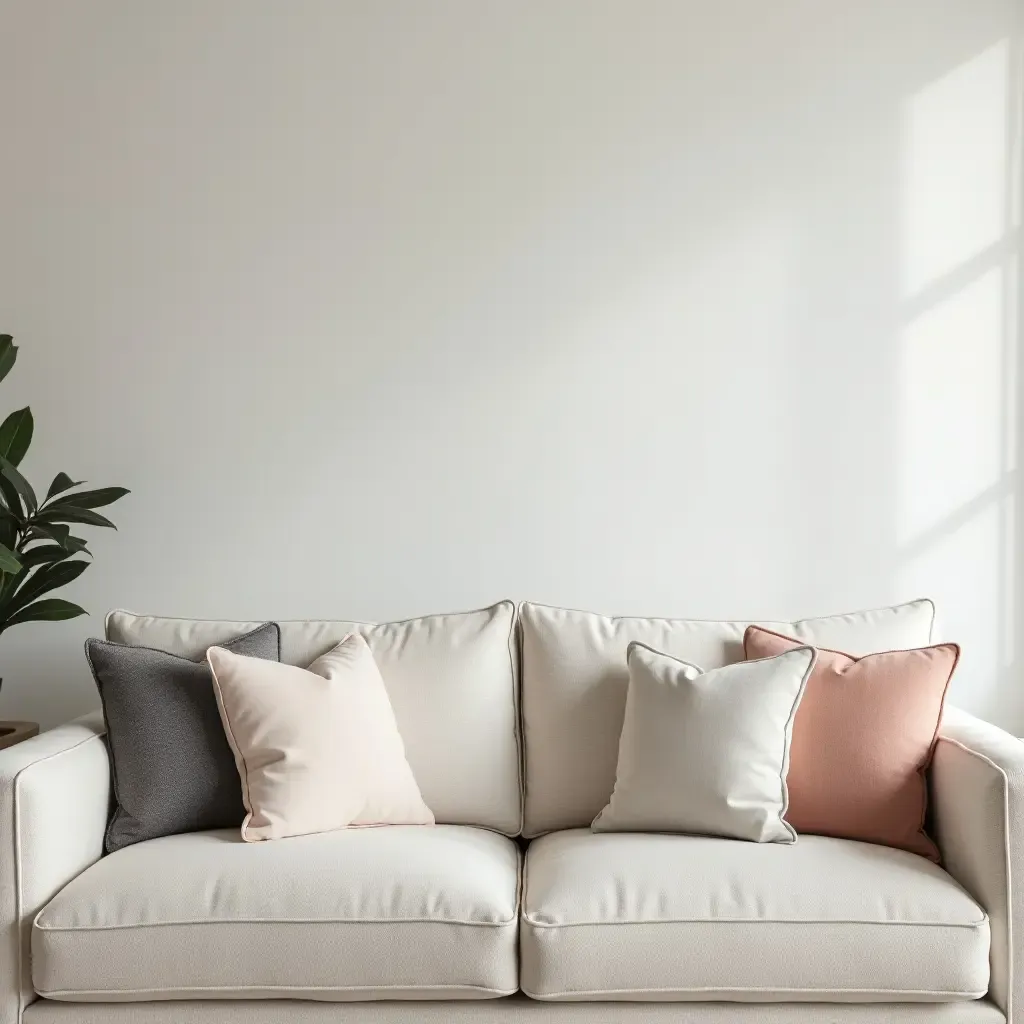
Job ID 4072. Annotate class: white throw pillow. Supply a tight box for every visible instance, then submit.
[592,641,816,843]
[207,633,434,842]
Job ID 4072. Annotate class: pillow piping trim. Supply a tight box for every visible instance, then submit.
[207,632,440,841]
[205,646,258,843]
[595,641,817,843]
[743,625,961,862]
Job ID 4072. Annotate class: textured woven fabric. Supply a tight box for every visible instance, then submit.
[20,996,1008,1023]
[0,714,109,1024]
[932,708,1024,1021]
[33,825,519,1001]
[519,600,936,835]
[521,829,989,1001]
[86,624,280,853]
[106,603,521,835]
[745,627,957,859]
[593,643,815,842]
[207,635,433,841]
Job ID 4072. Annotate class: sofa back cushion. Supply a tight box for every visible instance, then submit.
[106,601,521,835]
[519,599,936,836]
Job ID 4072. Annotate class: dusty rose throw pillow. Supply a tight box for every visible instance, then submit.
[743,626,958,860]
[207,633,434,841]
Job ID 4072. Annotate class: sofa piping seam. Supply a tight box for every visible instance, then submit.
[518,598,936,630]
[510,603,525,838]
[37,840,523,934]
[519,984,989,999]
[106,600,517,634]
[36,983,519,997]
[520,914,989,929]
[36,915,520,932]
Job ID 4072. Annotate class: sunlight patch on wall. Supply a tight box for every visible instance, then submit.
[898,499,1005,714]
[897,267,1005,545]
[896,32,1021,721]
[899,40,1009,299]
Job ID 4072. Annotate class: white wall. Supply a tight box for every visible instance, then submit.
[1,0,1022,729]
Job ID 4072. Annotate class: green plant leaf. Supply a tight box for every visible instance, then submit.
[0,475,23,521]
[1,598,87,631]
[0,454,36,514]
[17,544,74,568]
[0,560,28,611]
[0,509,16,551]
[47,486,129,510]
[0,542,21,574]
[25,527,89,556]
[35,507,115,529]
[0,558,27,614]
[0,337,17,386]
[0,407,33,468]
[28,522,70,548]
[4,560,88,619]
[45,473,83,502]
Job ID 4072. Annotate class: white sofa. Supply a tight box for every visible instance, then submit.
[0,599,1020,1024]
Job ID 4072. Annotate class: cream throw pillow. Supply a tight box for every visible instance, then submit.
[593,641,816,843]
[207,634,434,841]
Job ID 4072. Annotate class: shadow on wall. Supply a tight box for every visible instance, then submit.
[895,36,1023,727]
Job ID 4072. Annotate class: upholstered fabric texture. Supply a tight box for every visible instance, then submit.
[519,599,936,835]
[207,635,434,841]
[521,829,989,1002]
[932,707,1024,1021]
[745,627,958,860]
[19,998,1008,1023]
[106,603,520,835]
[33,826,520,1001]
[86,623,281,853]
[8,699,1020,1024]
[593,643,815,843]
[0,713,109,1024]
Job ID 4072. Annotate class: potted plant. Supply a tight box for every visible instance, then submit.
[0,334,129,748]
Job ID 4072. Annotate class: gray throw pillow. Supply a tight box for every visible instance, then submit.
[86,622,281,853]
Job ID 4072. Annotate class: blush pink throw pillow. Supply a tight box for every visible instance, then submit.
[743,626,959,861]
[207,634,434,842]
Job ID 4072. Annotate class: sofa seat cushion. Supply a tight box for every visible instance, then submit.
[521,830,989,1002]
[33,826,520,1001]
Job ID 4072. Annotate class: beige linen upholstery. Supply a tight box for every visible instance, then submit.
[33,826,520,1001]
[932,707,1024,1022]
[0,713,109,1024]
[106,602,521,835]
[520,829,989,1001]
[520,599,936,835]
[21,997,1007,1024]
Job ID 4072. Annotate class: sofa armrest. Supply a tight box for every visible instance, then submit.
[0,713,109,1024]
[932,706,1024,1020]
